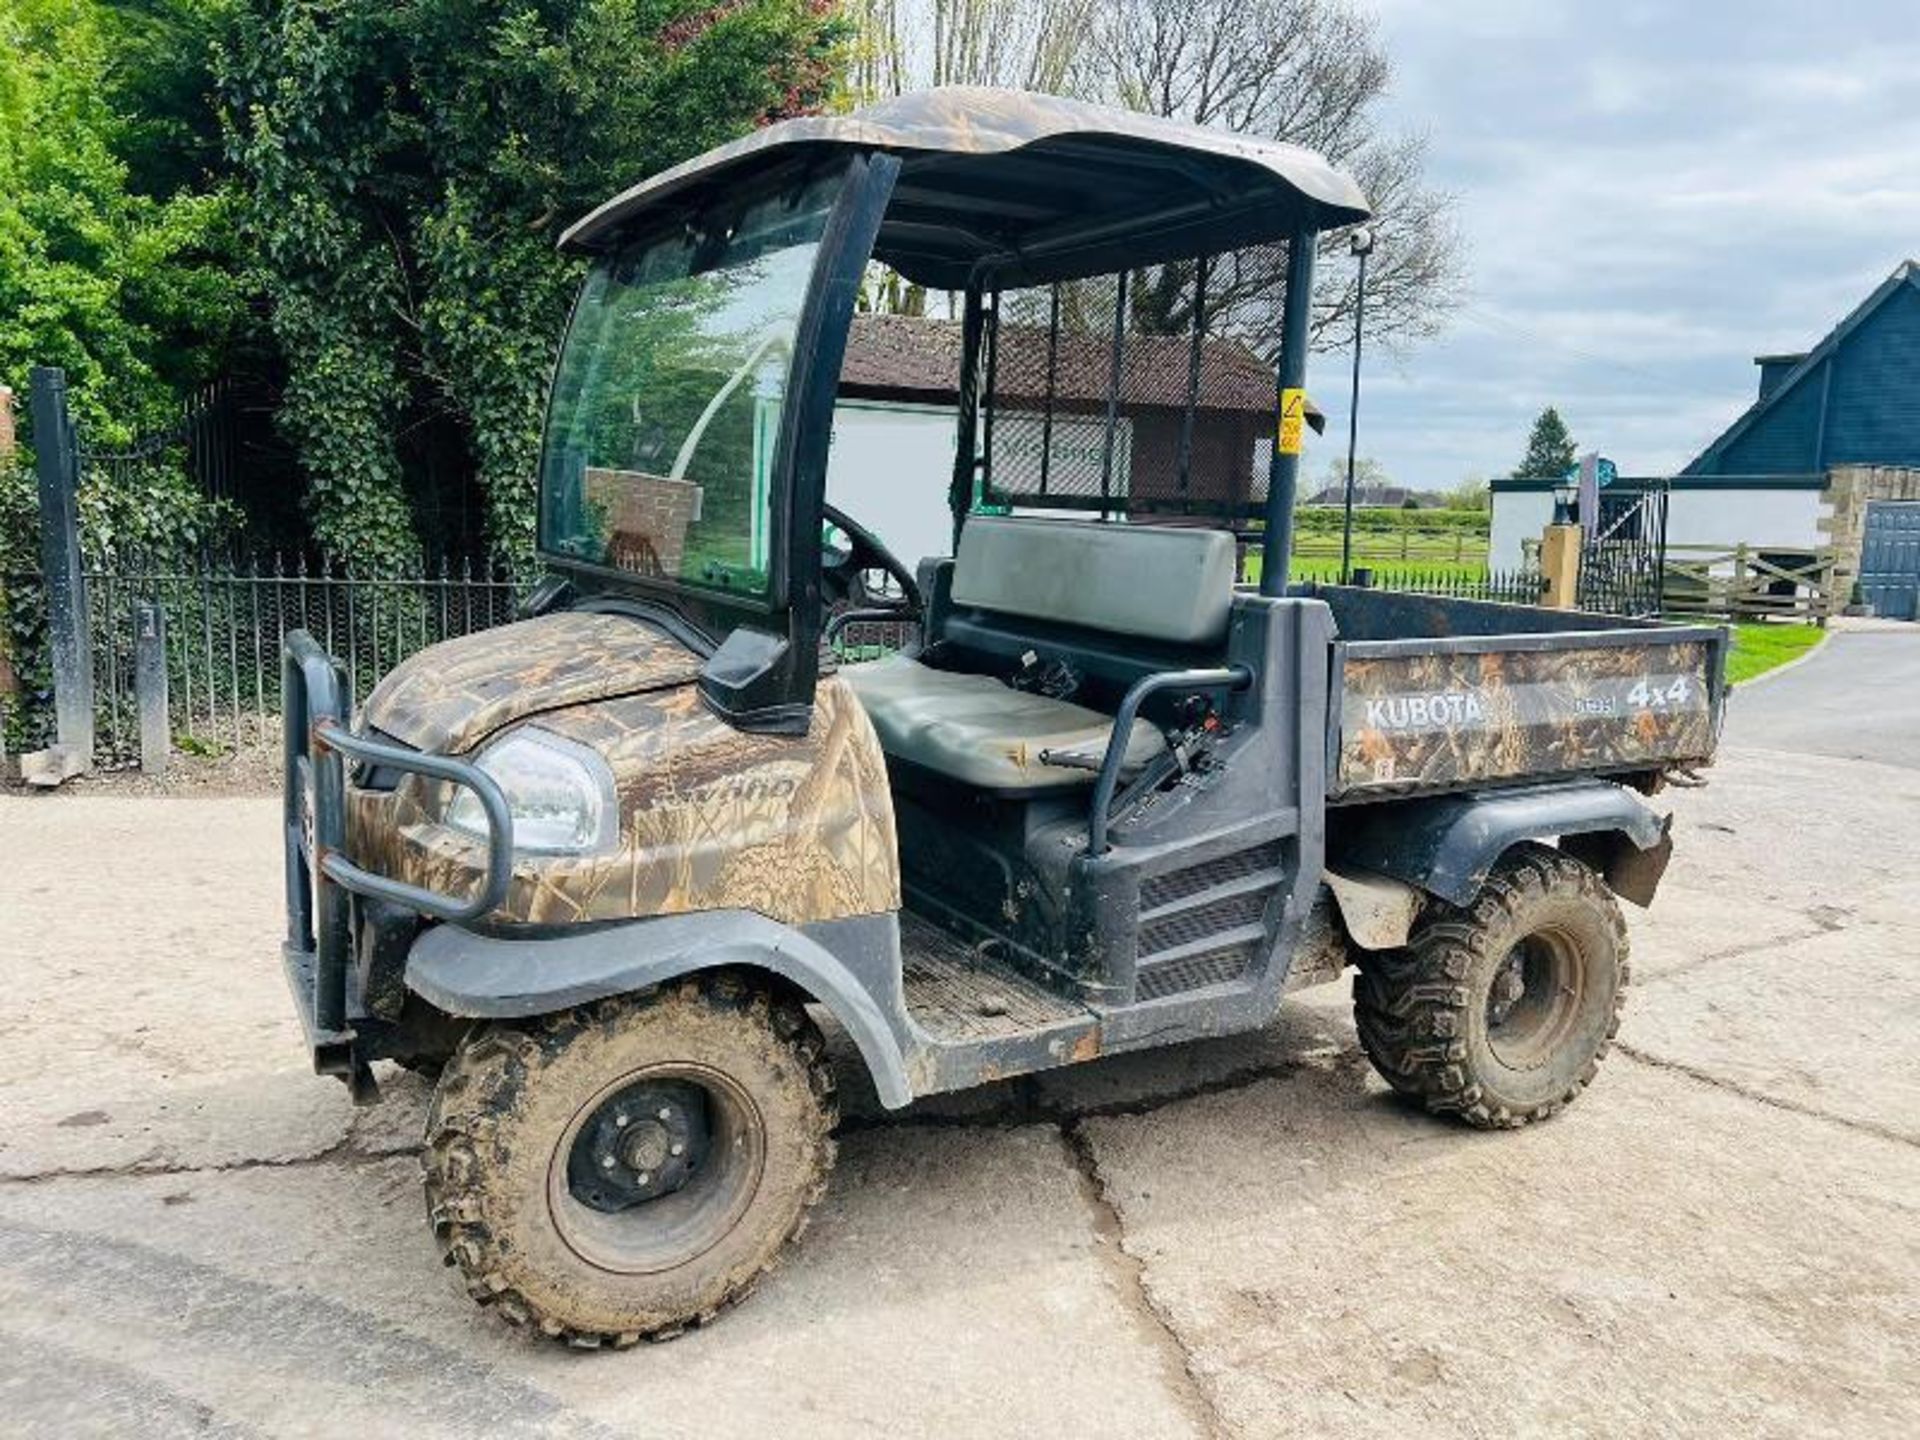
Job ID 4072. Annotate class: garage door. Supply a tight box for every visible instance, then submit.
[1860,501,1920,620]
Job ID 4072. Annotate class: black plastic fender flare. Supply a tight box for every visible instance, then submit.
[1330,778,1673,909]
[406,909,914,1107]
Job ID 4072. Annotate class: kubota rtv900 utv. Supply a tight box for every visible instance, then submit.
[279,88,1725,1346]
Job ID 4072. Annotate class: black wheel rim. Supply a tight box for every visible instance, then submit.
[548,1063,766,1275]
[1484,929,1586,1070]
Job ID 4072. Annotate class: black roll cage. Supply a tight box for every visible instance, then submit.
[538,138,1330,724]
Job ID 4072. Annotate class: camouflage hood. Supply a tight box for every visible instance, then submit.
[360,611,703,754]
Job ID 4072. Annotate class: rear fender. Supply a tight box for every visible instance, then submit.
[405,909,913,1107]
[1331,779,1672,909]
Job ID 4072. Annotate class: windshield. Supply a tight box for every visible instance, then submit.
[538,169,844,597]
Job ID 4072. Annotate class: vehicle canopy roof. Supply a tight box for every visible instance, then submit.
[560,87,1372,289]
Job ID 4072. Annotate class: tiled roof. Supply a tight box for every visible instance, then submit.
[840,313,1278,414]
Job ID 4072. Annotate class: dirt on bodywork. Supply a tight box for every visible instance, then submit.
[347,676,901,928]
[1338,639,1718,797]
[361,611,704,754]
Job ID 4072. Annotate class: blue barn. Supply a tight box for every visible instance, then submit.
[1490,262,1920,617]
[1686,260,1920,476]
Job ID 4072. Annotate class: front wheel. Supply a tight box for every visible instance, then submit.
[423,975,837,1346]
[1353,842,1629,1128]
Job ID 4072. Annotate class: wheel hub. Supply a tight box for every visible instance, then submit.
[1487,952,1528,1025]
[1484,930,1584,1070]
[566,1079,710,1212]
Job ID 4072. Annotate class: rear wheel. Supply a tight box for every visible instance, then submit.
[423,974,837,1346]
[1353,843,1628,1128]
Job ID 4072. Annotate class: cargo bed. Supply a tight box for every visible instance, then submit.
[1311,587,1727,802]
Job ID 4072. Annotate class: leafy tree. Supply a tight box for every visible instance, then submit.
[0,0,242,578]
[220,0,851,567]
[96,0,235,198]
[0,0,240,445]
[1440,473,1489,511]
[1513,406,1576,479]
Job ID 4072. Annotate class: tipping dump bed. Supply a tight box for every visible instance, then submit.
[1314,588,1727,802]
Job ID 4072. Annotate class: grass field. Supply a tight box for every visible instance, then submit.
[1724,621,1825,685]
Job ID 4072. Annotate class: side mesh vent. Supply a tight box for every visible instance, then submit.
[1138,888,1269,956]
[1140,842,1282,911]
[1136,944,1258,1001]
[1134,841,1286,1000]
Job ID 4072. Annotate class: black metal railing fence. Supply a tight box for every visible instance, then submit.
[1280,563,1547,606]
[4,557,527,763]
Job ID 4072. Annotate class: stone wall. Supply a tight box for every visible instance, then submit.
[1821,465,1920,601]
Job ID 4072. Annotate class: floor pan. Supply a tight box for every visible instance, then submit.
[899,912,1088,1042]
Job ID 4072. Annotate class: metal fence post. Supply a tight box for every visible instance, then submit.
[30,367,94,768]
[135,600,168,776]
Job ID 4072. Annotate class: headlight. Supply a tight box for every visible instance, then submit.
[444,728,618,855]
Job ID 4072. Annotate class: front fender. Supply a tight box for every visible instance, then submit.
[1331,779,1672,908]
[406,910,913,1108]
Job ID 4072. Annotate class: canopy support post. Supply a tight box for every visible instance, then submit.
[1260,229,1316,596]
[951,286,987,549]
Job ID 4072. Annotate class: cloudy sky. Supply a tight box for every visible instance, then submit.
[1335,0,1920,488]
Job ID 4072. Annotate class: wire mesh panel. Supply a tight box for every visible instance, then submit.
[979,243,1288,520]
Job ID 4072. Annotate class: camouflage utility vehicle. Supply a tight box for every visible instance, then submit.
[280,88,1726,1345]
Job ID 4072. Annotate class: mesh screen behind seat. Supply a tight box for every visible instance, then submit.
[979,242,1290,520]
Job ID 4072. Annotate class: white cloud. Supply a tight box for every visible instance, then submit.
[1329,2,1920,486]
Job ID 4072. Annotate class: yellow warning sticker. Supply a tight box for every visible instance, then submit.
[1278,388,1306,455]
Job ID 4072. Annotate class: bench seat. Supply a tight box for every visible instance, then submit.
[841,654,1164,791]
[840,517,1239,793]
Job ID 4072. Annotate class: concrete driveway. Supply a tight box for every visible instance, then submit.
[1724,617,1920,767]
[2,631,1917,1438]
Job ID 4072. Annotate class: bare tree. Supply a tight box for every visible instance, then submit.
[850,0,1464,353]
[849,0,1093,96]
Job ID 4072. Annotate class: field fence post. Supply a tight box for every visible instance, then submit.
[30,367,94,772]
[135,599,169,776]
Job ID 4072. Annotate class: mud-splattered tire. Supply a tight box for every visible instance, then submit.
[1353,842,1628,1128]
[423,974,837,1347]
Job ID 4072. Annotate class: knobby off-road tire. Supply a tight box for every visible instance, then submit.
[1353,842,1629,1129]
[423,974,837,1347]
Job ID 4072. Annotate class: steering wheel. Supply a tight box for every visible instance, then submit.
[821,503,923,615]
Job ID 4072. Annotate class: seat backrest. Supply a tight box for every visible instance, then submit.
[950,517,1236,647]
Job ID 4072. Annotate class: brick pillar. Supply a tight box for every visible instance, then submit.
[0,385,15,462]
[1539,523,1582,608]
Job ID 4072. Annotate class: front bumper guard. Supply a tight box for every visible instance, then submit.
[280,629,514,1098]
